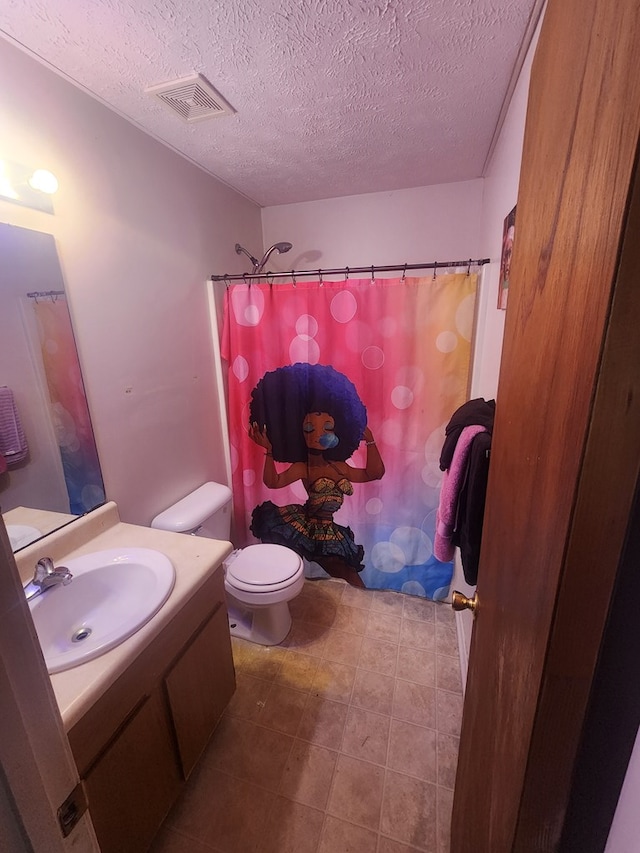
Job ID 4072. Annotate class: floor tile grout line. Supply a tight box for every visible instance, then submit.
[226,582,459,853]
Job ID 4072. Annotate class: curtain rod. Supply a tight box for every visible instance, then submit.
[210,258,490,282]
[26,290,65,299]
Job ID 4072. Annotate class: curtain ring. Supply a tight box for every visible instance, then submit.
[371,265,375,283]
[318,269,323,287]
[345,266,349,282]
[291,270,296,287]
[224,274,230,290]
[267,272,274,289]
[467,258,472,276]
[433,262,438,281]
[402,263,407,282]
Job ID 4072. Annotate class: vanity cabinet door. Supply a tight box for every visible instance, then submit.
[83,690,181,853]
[164,600,236,778]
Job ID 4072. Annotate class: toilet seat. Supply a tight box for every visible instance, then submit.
[225,543,303,594]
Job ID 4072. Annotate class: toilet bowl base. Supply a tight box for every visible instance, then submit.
[226,597,293,646]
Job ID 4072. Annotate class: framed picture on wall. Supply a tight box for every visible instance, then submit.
[498,205,516,310]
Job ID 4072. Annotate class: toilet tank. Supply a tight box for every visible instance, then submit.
[150,482,232,540]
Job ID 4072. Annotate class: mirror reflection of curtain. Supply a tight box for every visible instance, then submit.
[31,298,105,514]
[222,274,477,601]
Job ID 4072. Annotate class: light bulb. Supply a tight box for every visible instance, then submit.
[28,169,59,194]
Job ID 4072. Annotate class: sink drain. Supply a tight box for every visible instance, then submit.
[71,627,92,643]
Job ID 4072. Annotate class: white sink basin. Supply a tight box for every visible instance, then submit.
[8,524,42,550]
[28,547,176,674]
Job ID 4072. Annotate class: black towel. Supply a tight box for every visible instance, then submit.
[452,431,492,585]
[439,398,495,471]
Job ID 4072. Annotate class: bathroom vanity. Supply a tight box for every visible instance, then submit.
[14,502,236,853]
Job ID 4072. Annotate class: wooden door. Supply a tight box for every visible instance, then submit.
[451,1,640,850]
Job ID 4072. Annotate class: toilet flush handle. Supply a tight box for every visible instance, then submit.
[190,525,203,536]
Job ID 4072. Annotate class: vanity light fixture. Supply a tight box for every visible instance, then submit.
[0,159,58,214]
[28,169,59,195]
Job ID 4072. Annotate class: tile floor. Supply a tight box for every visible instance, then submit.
[151,578,463,853]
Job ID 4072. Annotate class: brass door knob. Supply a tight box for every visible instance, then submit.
[451,590,478,614]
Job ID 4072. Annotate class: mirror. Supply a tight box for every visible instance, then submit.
[0,222,105,551]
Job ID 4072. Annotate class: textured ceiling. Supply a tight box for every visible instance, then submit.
[0,0,541,207]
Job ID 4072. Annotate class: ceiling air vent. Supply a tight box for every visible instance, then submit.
[146,73,235,123]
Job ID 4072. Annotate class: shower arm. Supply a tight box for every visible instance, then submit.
[234,243,260,271]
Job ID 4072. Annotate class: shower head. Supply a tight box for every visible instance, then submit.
[255,241,293,274]
[235,241,293,274]
[272,242,293,254]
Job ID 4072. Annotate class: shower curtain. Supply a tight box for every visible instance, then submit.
[32,297,104,514]
[222,274,477,600]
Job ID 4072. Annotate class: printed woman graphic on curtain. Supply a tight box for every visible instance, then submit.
[248,363,385,588]
[221,273,477,600]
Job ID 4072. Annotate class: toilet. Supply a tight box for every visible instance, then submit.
[150,482,304,645]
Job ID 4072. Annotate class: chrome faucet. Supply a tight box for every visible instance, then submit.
[24,557,73,601]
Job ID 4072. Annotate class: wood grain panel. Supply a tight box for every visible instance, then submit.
[165,601,236,778]
[515,143,640,849]
[83,690,181,853]
[451,0,640,849]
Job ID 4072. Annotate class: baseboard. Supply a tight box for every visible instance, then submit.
[455,608,471,695]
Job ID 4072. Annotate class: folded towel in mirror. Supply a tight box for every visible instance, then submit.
[0,386,29,466]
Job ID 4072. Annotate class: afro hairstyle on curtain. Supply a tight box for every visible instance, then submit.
[249,362,367,463]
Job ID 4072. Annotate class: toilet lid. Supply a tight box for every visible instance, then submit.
[227,544,302,586]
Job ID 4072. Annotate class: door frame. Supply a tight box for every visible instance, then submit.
[0,518,100,851]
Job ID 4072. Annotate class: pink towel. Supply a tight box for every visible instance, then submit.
[434,424,487,562]
[0,387,28,466]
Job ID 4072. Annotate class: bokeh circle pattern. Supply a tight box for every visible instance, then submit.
[231,284,264,326]
[289,336,320,364]
[362,346,385,370]
[330,290,358,323]
[233,355,249,382]
[436,331,458,353]
[391,385,414,409]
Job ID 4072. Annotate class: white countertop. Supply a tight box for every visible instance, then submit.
[3,505,77,544]
[14,502,233,730]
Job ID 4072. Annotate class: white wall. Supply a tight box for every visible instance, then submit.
[0,37,262,525]
[262,178,484,271]
[606,726,640,852]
